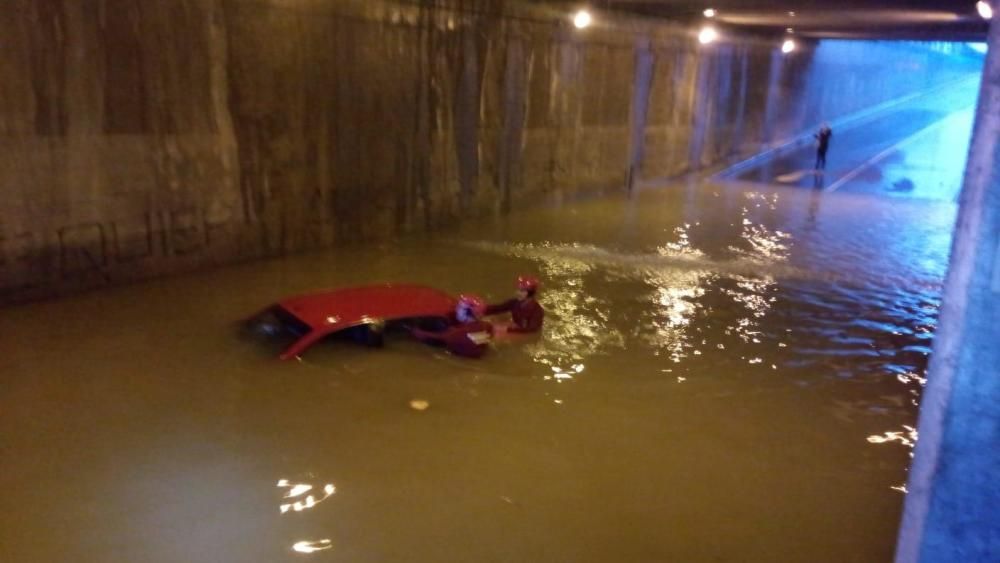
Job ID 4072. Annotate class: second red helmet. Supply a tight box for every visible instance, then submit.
[458,293,487,318]
[517,275,540,292]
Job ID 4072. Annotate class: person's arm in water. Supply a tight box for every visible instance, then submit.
[412,323,492,358]
[506,300,544,333]
[410,325,447,344]
[485,299,518,316]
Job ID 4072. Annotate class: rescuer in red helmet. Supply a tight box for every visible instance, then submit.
[410,294,494,358]
[485,275,545,333]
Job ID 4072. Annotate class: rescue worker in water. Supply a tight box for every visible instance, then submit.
[486,275,544,333]
[410,294,494,358]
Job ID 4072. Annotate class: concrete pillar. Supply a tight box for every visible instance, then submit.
[760,50,784,146]
[894,19,1000,563]
[688,48,713,170]
[497,34,526,213]
[453,26,482,210]
[626,37,653,193]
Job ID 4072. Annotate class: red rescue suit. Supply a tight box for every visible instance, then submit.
[411,320,494,358]
[486,298,544,333]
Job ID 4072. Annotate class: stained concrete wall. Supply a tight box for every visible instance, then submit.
[0,1,981,303]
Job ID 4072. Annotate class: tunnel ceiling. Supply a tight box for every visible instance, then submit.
[562,1,992,40]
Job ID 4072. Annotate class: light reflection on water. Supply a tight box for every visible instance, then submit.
[867,426,918,449]
[292,540,333,554]
[278,481,336,514]
[868,425,921,492]
[277,479,337,555]
[644,225,711,363]
[467,186,940,497]
[493,242,626,373]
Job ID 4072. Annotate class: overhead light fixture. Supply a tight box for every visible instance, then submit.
[977,1,993,20]
[782,39,796,54]
[573,9,593,29]
[704,8,717,18]
[788,11,796,17]
[699,26,718,44]
[786,27,795,34]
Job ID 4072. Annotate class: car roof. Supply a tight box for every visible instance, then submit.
[278,284,457,331]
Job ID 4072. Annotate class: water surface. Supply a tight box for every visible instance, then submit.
[0,181,953,562]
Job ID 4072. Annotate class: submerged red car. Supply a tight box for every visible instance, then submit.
[247,284,458,360]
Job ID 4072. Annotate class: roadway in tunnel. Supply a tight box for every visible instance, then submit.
[729,77,981,202]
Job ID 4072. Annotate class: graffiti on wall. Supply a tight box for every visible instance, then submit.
[0,204,240,294]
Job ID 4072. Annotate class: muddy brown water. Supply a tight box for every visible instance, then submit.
[0,181,953,562]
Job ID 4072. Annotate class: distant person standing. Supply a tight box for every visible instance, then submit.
[815,123,833,172]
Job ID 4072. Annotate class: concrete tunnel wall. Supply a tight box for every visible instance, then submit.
[0,0,982,304]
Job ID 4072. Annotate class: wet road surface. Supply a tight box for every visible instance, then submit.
[0,180,953,562]
[731,77,980,201]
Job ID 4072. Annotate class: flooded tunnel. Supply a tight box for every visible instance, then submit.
[0,1,998,562]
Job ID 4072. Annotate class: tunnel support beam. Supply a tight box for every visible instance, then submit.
[894,21,1000,563]
[626,37,654,193]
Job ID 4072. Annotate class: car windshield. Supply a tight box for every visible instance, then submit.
[245,306,455,358]
[245,305,312,343]
[269,306,311,336]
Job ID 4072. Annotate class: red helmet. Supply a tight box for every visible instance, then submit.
[458,294,487,318]
[517,275,540,292]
